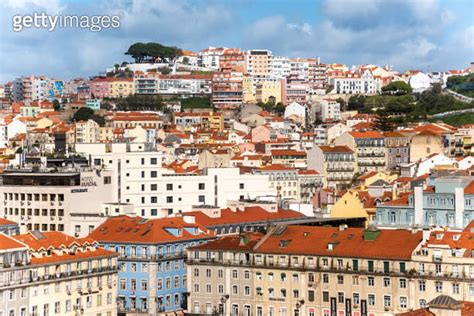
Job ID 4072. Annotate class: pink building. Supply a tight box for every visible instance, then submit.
[282,75,308,105]
[89,77,110,99]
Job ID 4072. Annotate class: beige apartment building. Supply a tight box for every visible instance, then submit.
[187,224,474,316]
[246,50,273,76]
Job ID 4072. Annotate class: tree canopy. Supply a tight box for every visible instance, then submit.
[72,107,105,126]
[381,81,413,95]
[125,42,183,63]
[116,94,163,111]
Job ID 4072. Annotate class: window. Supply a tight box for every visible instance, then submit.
[384,295,391,308]
[368,276,374,286]
[193,283,199,293]
[419,280,426,291]
[399,262,406,273]
[232,270,238,278]
[218,269,224,278]
[206,284,211,293]
[280,289,286,298]
[435,281,443,293]
[322,291,329,302]
[232,285,238,295]
[399,278,407,289]
[198,183,205,190]
[293,290,299,298]
[150,171,157,178]
[218,284,224,294]
[337,275,344,284]
[353,293,360,305]
[244,270,250,279]
[419,299,427,308]
[166,196,173,203]
[383,278,390,287]
[453,283,460,294]
[322,273,329,283]
[368,294,375,306]
[337,292,344,303]
[166,184,173,191]
[151,158,157,165]
[368,260,374,272]
[141,280,148,291]
[157,279,162,290]
[239,183,244,189]
[244,286,250,296]
[308,290,315,302]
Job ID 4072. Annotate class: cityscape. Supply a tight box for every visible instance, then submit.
[0,1,474,316]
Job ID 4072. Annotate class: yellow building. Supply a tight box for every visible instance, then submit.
[356,171,398,189]
[256,80,282,104]
[109,78,134,98]
[242,75,256,103]
[409,130,443,162]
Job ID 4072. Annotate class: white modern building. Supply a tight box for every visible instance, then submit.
[0,167,113,237]
[329,70,382,95]
[75,143,276,217]
[319,99,341,122]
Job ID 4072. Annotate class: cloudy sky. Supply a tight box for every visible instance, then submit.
[0,0,473,82]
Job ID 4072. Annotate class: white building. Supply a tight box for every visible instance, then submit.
[409,72,431,93]
[198,47,226,69]
[319,99,341,122]
[75,143,275,217]
[271,56,291,79]
[134,73,212,95]
[0,167,113,237]
[329,70,382,95]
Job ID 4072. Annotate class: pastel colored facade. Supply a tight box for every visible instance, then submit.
[0,231,118,316]
[307,145,355,189]
[255,80,282,104]
[90,215,215,314]
[187,225,445,316]
[335,131,386,174]
[298,170,324,205]
[0,168,113,237]
[109,78,134,98]
[74,119,100,143]
[212,72,244,109]
[253,165,300,202]
[75,143,275,217]
[245,50,273,75]
[282,75,308,105]
[330,190,368,219]
[198,149,232,169]
[376,177,474,229]
[174,112,224,132]
[409,131,444,163]
[384,131,410,170]
[89,78,111,99]
[270,150,307,168]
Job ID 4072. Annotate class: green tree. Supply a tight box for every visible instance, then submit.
[52,100,61,111]
[374,112,395,131]
[182,57,189,65]
[335,97,346,110]
[116,95,163,111]
[72,107,105,126]
[347,95,366,111]
[125,42,183,63]
[381,81,413,95]
[158,67,172,75]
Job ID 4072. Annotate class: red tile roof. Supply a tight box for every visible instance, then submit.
[0,234,27,251]
[255,226,422,260]
[349,131,384,139]
[191,232,264,251]
[14,232,95,251]
[319,145,353,153]
[423,221,474,257]
[464,180,474,194]
[0,218,17,225]
[31,247,117,265]
[271,150,306,157]
[89,215,214,244]
[185,206,305,227]
[396,301,474,316]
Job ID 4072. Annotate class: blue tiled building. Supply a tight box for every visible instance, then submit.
[90,215,215,315]
[375,176,474,229]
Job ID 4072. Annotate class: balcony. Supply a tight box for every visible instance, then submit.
[357,152,385,158]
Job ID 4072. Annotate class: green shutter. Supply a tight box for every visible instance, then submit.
[368,260,374,272]
[384,261,390,273]
[352,259,359,271]
[400,262,406,273]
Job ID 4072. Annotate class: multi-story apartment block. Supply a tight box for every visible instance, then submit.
[246,50,273,76]
[329,70,381,95]
[9,231,119,316]
[0,233,30,316]
[376,176,474,229]
[187,225,435,316]
[282,75,308,105]
[108,78,134,98]
[255,80,283,104]
[319,99,341,122]
[253,165,299,202]
[271,56,291,79]
[336,131,386,173]
[198,47,226,70]
[384,131,410,170]
[89,77,111,99]
[174,112,224,132]
[133,72,212,95]
[298,170,324,204]
[75,143,275,217]
[74,119,100,143]
[90,215,215,314]
[307,145,355,189]
[212,72,243,109]
[0,167,113,237]
[270,150,307,168]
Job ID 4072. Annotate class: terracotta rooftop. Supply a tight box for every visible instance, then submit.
[184,206,305,227]
[271,150,307,156]
[190,232,264,252]
[319,145,353,153]
[89,215,214,244]
[0,233,27,251]
[255,225,422,260]
[349,131,384,139]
